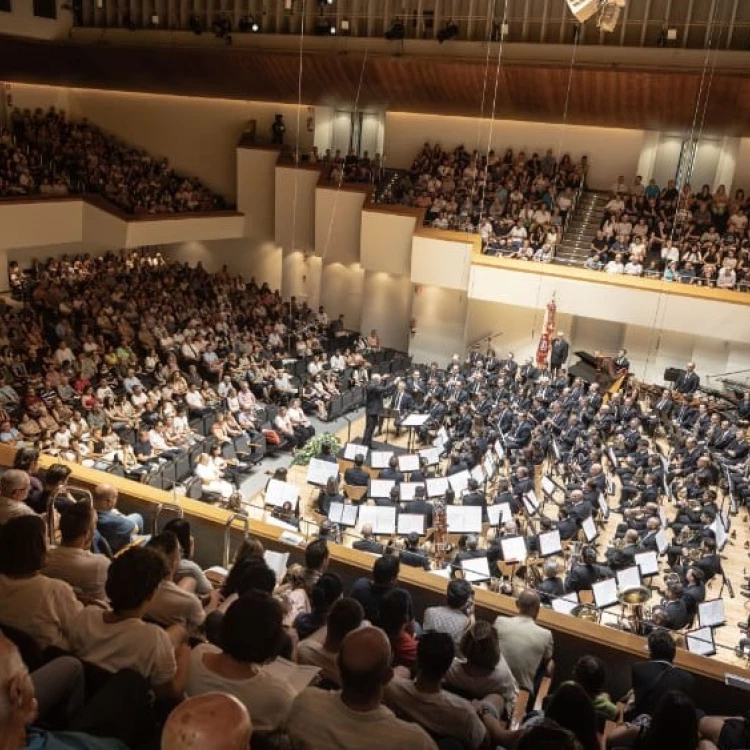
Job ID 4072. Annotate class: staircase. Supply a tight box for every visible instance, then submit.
[555,190,609,266]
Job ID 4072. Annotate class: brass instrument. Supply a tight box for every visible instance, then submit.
[618,585,652,633]
[675,527,698,546]
[571,604,599,622]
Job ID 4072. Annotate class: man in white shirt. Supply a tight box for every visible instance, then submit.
[43,501,110,602]
[185,384,209,417]
[329,350,346,373]
[605,254,625,274]
[287,627,437,750]
[298,598,365,687]
[54,341,75,366]
[0,469,35,525]
[494,590,554,693]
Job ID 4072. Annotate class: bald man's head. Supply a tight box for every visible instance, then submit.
[517,589,541,619]
[337,626,393,703]
[161,694,251,750]
[93,483,118,510]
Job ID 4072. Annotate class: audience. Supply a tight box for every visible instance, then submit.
[2,108,228,215]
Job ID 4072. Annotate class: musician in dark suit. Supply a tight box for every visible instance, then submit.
[406,486,434,528]
[628,630,696,718]
[653,581,691,630]
[683,566,706,605]
[344,454,369,487]
[605,529,641,570]
[408,457,433,483]
[674,362,700,395]
[362,373,397,447]
[506,412,533,450]
[550,332,569,371]
[538,559,565,604]
[353,523,385,555]
[565,546,612,593]
[378,455,404,483]
[390,381,414,432]
[452,534,488,570]
[462,478,487,520]
[613,348,630,373]
[317,476,344,516]
[374,485,400,508]
[399,531,431,570]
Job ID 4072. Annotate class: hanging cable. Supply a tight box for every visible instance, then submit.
[289,0,308,265]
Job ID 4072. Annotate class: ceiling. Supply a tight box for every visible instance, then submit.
[1,34,749,134]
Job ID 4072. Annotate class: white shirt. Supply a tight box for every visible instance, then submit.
[145,579,205,632]
[185,390,206,410]
[297,638,340,686]
[286,688,437,750]
[0,495,36,525]
[43,546,110,602]
[69,606,176,686]
[0,573,83,650]
[186,643,296,733]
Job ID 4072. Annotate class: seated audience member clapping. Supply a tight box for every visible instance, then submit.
[92,484,144,554]
[69,546,189,699]
[144,532,210,633]
[0,514,83,651]
[43,501,110,603]
[445,620,519,719]
[185,591,296,734]
[294,572,344,641]
[162,693,252,750]
[297,597,365,687]
[286,626,437,750]
[542,682,601,750]
[572,654,619,724]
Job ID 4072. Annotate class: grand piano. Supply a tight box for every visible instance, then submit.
[568,350,621,390]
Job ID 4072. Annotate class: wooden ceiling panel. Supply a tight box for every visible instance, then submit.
[0,35,749,134]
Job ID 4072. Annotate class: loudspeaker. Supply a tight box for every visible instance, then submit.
[565,0,600,23]
[664,367,685,383]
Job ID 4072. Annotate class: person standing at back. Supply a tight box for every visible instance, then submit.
[493,589,554,694]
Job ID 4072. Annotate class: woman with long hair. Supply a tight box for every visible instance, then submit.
[544,681,600,750]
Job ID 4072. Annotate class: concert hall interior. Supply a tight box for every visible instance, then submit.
[2,1,750,748]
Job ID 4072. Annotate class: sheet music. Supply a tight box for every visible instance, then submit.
[328,502,358,527]
[419,447,441,466]
[306,458,340,486]
[616,566,641,592]
[687,627,715,656]
[265,479,300,510]
[483,454,496,479]
[265,657,320,695]
[582,515,597,542]
[369,479,396,498]
[343,443,368,461]
[659,507,668,528]
[539,529,562,557]
[500,535,528,564]
[551,593,580,616]
[425,477,449,498]
[487,503,512,526]
[655,530,668,555]
[397,454,421,472]
[460,556,491,580]
[494,439,505,461]
[524,490,539,511]
[397,513,426,536]
[592,578,618,608]
[358,505,397,535]
[263,550,290,581]
[541,476,556,496]
[370,451,394,469]
[711,517,727,550]
[471,464,485,484]
[399,482,425,501]
[634,551,659,577]
[446,505,482,533]
[698,599,726,628]
[598,493,610,519]
[402,413,430,427]
[448,470,471,494]
[608,447,618,469]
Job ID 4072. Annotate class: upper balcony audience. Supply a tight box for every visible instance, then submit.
[378,142,586,262]
[0,107,229,215]
[587,175,749,290]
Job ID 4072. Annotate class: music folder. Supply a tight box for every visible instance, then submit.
[419,447,441,466]
[370,451,394,469]
[541,476,556,496]
[538,529,562,558]
[634,551,659,577]
[448,470,471,494]
[483,454,496,479]
[592,578,618,609]
[698,599,726,628]
[358,506,397,535]
[654,530,669,555]
[446,506,482,533]
[306,458,340,486]
[616,565,641,593]
[398,454,421,472]
[399,482,425,501]
[598,493,610,519]
[487,503,512,526]
[397,513,426,536]
[425,477,449,498]
[343,442,368,461]
[402,413,430,428]
[327,502,358,527]
[500,535,528,564]
[551,593,580,616]
[582,515,597,542]
[460,556,491,582]
[369,479,396,499]
[265,479,300,510]
[686,627,716,657]
[470,464,485,485]
[494,439,505,461]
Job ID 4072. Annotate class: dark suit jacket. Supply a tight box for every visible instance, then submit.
[675,371,700,394]
[400,548,431,571]
[352,538,385,555]
[365,382,394,416]
[631,661,696,716]
[407,499,434,528]
[344,467,369,487]
[378,468,404,483]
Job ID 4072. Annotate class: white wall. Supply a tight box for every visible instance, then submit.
[385,112,646,190]
[315,187,366,264]
[275,166,321,253]
[409,286,468,366]
[360,210,416,277]
[733,138,750,195]
[0,1,72,40]
[0,201,83,250]
[411,235,472,291]
[360,272,413,352]
[237,147,278,242]
[320,262,366,333]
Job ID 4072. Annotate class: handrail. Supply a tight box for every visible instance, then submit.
[153,500,184,535]
[223,512,251,568]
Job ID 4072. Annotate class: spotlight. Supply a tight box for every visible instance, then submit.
[315,17,335,35]
[329,24,337,35]
[437,21,458,43]
[385,20,405,40]
[239,15,260,33]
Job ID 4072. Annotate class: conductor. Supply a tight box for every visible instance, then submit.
[362,373,397,447]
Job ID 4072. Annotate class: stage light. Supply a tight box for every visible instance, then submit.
[329,24,337,35]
